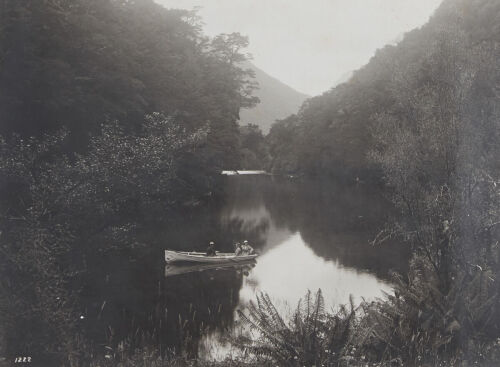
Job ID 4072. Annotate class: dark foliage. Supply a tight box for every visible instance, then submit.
[2,0,500,365]
[267,0,500,181]
[0,115,215,364]
[0,0,257,168]
[238,124,270,170]
[263,0,500,365]
[0,0,262,363]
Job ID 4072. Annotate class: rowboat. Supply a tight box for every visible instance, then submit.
[164,250,258,264]
[221,170,269,176]
[165,260,256,277]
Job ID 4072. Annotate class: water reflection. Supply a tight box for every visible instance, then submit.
[3,174,413,364]
[79,256,247,360]
[239,233,392,314]
[222,176,409,278]
[199,232,393,360]
[196,175,407,359]
[161,267,244,357]
[75,176,409,361]
[165,261,256,278]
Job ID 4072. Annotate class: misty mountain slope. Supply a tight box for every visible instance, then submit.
[239,63,309,134]
[267,0,500,178]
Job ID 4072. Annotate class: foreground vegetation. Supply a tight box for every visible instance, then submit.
[1,0,499,365]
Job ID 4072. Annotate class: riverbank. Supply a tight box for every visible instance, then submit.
[83,284,500,366]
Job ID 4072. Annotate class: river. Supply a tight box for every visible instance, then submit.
[79,175,409,360]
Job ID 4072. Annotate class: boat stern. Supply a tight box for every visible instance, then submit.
[165,250,176,263]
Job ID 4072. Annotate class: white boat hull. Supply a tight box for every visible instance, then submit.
[164,250,258,264]
[221,170,268,176]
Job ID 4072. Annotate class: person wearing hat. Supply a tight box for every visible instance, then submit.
[206,241,216,256]
[241,240,254,255]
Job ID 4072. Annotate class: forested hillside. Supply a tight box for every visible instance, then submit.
[257,1,500,365]
[267,0,500,179]
[239,63,309,134]
[0,0,257,168]
[0,1,259,364]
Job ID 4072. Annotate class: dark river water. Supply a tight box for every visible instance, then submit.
[79,175,409,360]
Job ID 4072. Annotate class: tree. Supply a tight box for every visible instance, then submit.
[368,20,500,362]
[0,114,211,363]
[239,123,269,169]
[0,1,258,167]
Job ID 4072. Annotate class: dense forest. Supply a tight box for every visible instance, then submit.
[267,0,500,179]
[0,0,259,167]
[1,0,500,365]
[0,0,260,365]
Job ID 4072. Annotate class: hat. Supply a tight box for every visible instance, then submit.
[209,241,215,245]
[243,240,248,244]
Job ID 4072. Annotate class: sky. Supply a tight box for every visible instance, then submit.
[157,0,443,96]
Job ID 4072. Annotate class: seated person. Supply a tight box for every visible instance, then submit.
[206,241,216,256]
[234,242,242,256]
[241,240,254,255]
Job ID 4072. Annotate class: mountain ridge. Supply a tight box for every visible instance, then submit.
[239,63,309,134]
[266,0,500,178]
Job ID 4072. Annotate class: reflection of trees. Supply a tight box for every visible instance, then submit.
[253,176,410,278]
[161,268,245,358]
[80,252,246,359]
[0,175,411,364]
[2,199,251,363]
[72,198,263,360]
[221,176,268,213]
[219,176,275,250]
[221,216,269,250]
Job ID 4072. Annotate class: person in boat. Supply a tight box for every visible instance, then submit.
[206,241,216,256]
[241,240,254,255]
[234,242,243,256]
